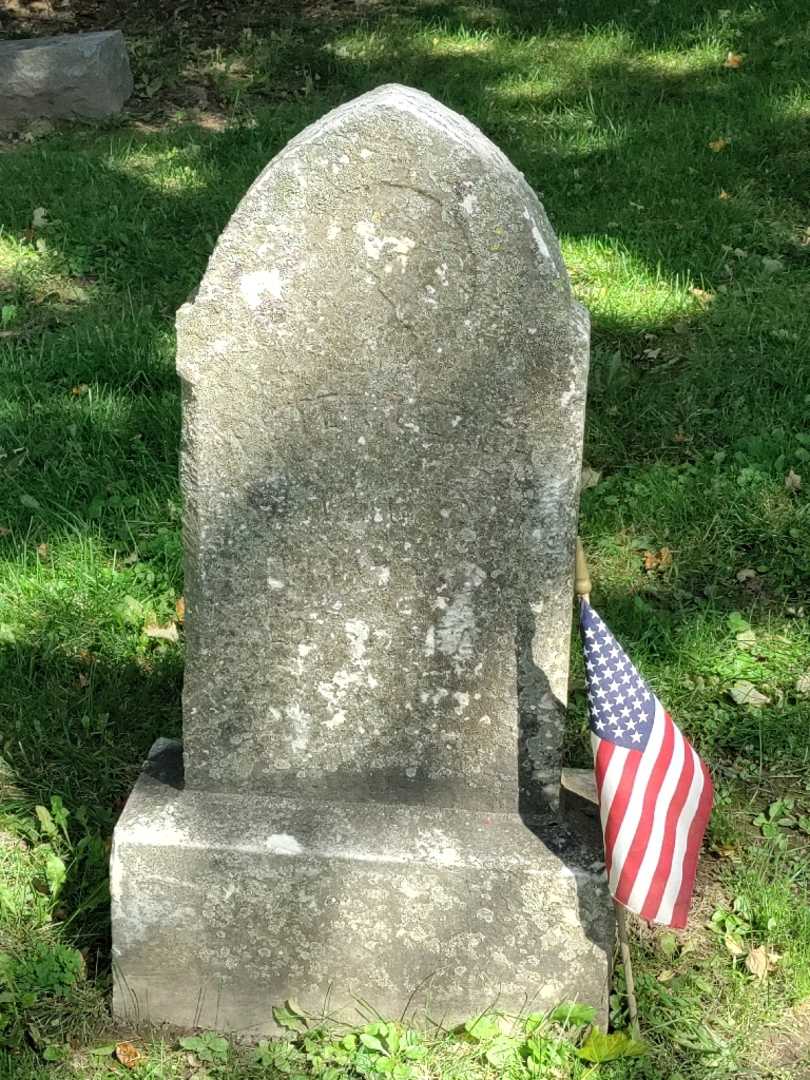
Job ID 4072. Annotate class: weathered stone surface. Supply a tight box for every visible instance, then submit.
[112,85,607,1031]
[178,83,589,812]
[112,741,611,1031]
[0,32,133,125]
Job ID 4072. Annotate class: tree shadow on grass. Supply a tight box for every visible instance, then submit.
[0,0,789,48]
[1,30,807,530]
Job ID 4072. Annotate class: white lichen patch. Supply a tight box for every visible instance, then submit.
[522,208,551,262]
[334,669,364,692]
[411,826,466,867]
[317,681,340,708]
[118,803,192,848]
[355,221,416,269]
[452,691,470,714]
[461,192,478,214]
[265,833,303,855]
[419,687,450,706]
[344,619,370,661]
[240,268,284,308]
[422,564,487,673]
[560,378,578,407]
[286,702,310,752]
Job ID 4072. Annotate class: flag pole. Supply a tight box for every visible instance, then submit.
[574,537,641,1040]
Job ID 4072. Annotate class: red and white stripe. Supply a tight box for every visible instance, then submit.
[593,702,713,929]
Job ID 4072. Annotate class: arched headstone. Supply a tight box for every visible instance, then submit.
[112,85,611,1031]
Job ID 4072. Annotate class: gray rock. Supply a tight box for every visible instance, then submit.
[112,85,608,1032]
[0,32,133,125]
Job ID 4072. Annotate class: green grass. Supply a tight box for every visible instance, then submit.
[1,0,809,1075]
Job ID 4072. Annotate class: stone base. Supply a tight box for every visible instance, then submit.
[111,742,612,1034]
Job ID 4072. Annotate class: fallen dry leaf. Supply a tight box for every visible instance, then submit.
[643,547,673,572]
[746,946,767,978]
[785,469,802,493]
[736,628,757,650]
[115,1042,142,1069]
[709,138,730,152]
[714,842,739,859]
[690,286,714,305]
[729,680,770,708]
[144,622,179,643]
[175,596,186,623]
[723,51,744,69]
[745,945,777,979]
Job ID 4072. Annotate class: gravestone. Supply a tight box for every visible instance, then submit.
[111,85,612,1032]
[0,32,132,126]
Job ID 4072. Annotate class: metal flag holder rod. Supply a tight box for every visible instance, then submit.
[574,537,641,1039]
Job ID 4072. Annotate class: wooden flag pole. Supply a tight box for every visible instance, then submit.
[614,902,641,1039]
[574,537,641,1039]
[574,536,592,602]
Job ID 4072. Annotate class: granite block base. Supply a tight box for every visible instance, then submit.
[111,742,612,1034]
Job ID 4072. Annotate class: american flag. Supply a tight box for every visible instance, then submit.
[580,599,713,928]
